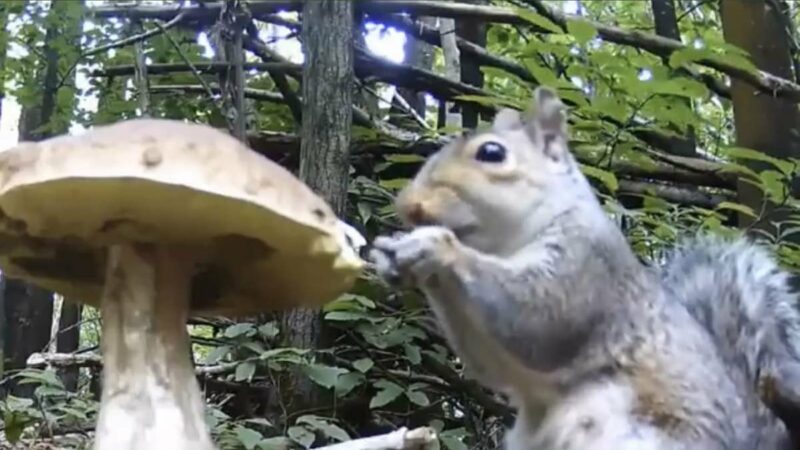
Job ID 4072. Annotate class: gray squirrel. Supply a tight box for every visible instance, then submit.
[369,86,800,450]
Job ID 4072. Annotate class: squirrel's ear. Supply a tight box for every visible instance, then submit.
[527,86,569,160]
[491,108,521,131]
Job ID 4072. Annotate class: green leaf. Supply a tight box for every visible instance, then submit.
[2,410,33,444]
[725,146,794,175]
[580,164,619,192]
[324,311,374,322]
[370,380,404,408]
[203,345,231,364]
[235,426,264,450]
[357,201,373,224]
[288,425,316,449]
[406,389,430,407]
[385,154,425,163]
[302,364,347,389]
[715,201,757,219]
[235,361,257,382]
[646,77,709,98]
[297,416,350,443]
[224,323,255,339]
[761,170,789,203]
[243,417,273,428]
[669,47,759,76]
[441,436,469,450]
[334,372,365,398]
[439,427,469,450]
[718,161,761,180]
[379,178,409,190]
[259,437,292,450]
[352,358,374,373]
[522,57,560,85]
[515,7,564,33]
[404,343,422,365]
[243,341,267,355]
[17,369,63,388]
[566,18,597,44]
[258,322,280,339]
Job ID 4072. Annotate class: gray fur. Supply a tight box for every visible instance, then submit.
[370,86,800,450]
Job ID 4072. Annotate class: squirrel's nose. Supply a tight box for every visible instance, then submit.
[404,201,430,225]
[396,187,437,226]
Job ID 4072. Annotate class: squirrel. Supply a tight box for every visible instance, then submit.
[369,86,800,450]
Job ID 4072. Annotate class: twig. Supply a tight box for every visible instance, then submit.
[151,83,283,102]
[56,9,188,92]
[241,32,303,124]
[152,17,231,128]
[617,179,731,209]
[93,61,300,77]
[25,351,290,378]
[356,80,431,130]
[85,11,187,59]
[312,427,438,450]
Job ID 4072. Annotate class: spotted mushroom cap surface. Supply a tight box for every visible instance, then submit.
[0,118,365,315]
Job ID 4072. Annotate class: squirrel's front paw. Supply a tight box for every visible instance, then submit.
[370,226,459,288]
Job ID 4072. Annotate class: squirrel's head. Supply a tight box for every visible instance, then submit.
[396,86,591,255]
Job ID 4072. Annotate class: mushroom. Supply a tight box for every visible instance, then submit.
[0,119,365,450]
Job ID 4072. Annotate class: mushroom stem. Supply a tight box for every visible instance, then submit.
[93,243,215,450]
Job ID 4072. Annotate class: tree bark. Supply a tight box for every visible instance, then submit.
[0,2,12,389]
[455,0,487,128]
[440,17,462,129]
[3,280,53,397]
[721,0,800,442]
[56,301,82,392]
[650,0,696,157]
[280,0,354,422]
[396,16,435,117]
[720,0,800,230]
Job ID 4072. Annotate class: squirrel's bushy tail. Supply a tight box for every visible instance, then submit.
[658,234,800,444]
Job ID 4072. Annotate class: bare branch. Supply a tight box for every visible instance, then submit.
[89,1,800,102]
[242,32,304,124]
[152,19,230,122]
[150,83,283,102]
[245,130,735,194]
[84,11,187,58]
[312,427,438,450]
[617,179,731,209]
[94,61,300,77]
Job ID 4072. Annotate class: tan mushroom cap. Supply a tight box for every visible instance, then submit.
[0,118,365,316]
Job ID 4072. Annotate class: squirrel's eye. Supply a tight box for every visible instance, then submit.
[475,141,507,163]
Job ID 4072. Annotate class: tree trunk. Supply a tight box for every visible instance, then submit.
[0,2,13,388]
[721,0,800,441]
[650,0,696,157]
[280,0,354,425]
[440,17,462,128]
[720,0,800,231]
[3,281,53,397]
[455,0,487,128]
[396,16,436,117]
[56,301,82,392]
[6,0,85,396]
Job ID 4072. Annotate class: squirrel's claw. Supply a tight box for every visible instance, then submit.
[370,226,457,288]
